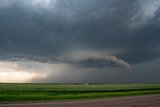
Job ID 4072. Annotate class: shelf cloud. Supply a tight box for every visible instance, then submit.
[59,52,132,72]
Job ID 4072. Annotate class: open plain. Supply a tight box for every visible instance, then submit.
[0,94,160,107]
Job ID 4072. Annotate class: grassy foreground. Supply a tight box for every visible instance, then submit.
[0,83,160,102]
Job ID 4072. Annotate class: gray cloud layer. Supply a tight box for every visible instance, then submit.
[0,0,160,83]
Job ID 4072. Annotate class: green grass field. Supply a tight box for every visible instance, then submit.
[0,83,160,102]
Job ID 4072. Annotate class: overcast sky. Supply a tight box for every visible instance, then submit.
[0,0,160,83]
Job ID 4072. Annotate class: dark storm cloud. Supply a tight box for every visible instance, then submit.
[0,0,160,68]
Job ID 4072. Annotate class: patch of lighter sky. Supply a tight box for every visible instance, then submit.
[0,71,43,83]
[30,0,57,8]
[0,61,51,83]
[130,0,160,29]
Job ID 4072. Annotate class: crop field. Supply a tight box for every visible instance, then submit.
[0,83,160,102]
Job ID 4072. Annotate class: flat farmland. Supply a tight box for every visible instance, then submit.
[0,84,160,102]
